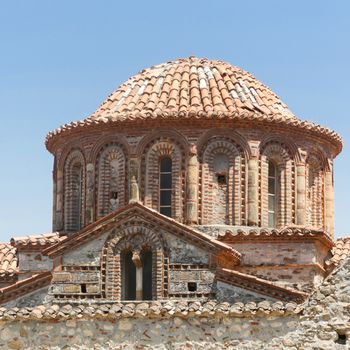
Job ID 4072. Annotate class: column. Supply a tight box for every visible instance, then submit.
[247,158,259,226]
[85,163,95,224]
[324,170,334,237]
[186,145,199,224]
[296,163,306,226]
[132,251,143,301]
[129,157,140,203]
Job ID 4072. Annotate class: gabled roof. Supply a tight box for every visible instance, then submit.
[0,271,52,305]
[44,203,241,265]
[216,268,308,304]
[0,244,17,278]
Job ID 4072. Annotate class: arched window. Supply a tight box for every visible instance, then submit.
[260,141,293,227]
[268,160,277,227]
[213,153,230,224]
[307,156,324,227]
[96,145,126,219]
[159,157,172,217]
[200,137,244,225]
[64,150,85,232]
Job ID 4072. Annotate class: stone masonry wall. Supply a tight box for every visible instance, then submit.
[1,256,349,349]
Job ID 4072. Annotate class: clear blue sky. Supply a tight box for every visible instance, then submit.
[0,1,349,241]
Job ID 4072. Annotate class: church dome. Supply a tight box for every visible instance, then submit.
[46,57,342,153]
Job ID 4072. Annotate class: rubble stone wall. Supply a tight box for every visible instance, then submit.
[0,314,299,350]
[1,255,350,349]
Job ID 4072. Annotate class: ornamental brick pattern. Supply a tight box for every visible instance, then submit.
[96,143,126,219]
[0,57,345,317]
[63,149,86,232]
[199,136,245,225]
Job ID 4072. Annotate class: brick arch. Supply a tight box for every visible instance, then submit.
[259,136,299,163]
[199,136,246,225]
[101,223,166,300]
[57,141,87,171]
[259,141,295,228]
[63,149,86,232]
[197,128,251,159]
[95,143,127,219]
[136,129,189,157]
[141,136,185,221]
[88,135,130,163]
[306,154,324,228]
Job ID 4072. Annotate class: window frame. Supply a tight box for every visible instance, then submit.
[159,157,172,217]
[268,160,278,227]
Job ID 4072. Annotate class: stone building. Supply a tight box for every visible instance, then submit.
[0,57,349,349]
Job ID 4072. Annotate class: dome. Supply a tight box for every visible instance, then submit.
[46,57,342,153]
[90,56,296,121]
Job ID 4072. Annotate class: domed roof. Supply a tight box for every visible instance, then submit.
[90,56,296,121]
[46,57,342,153]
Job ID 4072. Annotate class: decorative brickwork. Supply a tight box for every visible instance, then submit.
[260,141,295,228]
[306,154,324,228]
[141,137,185,221]
[102,222,166,300]
[1,58,344,328]
[200,136,245,225]
[63,149,86,232]
[96,143,127,219]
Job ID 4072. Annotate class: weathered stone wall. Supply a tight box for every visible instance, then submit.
[162,231,209,264]
[62,232,109,266]
[216,281,277,303]
[0,314,299,350]
[238,265,322,292]
[17,252,52,279]
[1,255,349,349]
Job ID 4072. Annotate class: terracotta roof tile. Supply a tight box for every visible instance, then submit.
[0,272,52,305]
[328,237,350,266]
[10,232,66,250]
[216,268,308,303]
[45,57,342,154]
[217,226,333,247]
[0,300,301,320]
[0,244,17,277]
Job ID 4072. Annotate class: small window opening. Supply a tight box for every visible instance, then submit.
[188,282,197,292]
[217,174,227,185]
[81,284,87,293]
[335,332,347,345]
[110,191,118,199]
[159,157,172,217]
[268,160,277,227]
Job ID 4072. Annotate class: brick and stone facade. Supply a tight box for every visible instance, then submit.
[0,57,347,348]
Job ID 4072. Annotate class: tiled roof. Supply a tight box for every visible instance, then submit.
[0,244,17,277]
[0,300,301,320]
[11,232,66,250]
[328,237,350,266]
[46,57,342,153]
[0,272,52,305]
[217,268,308,303]
[218,226,333,247]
